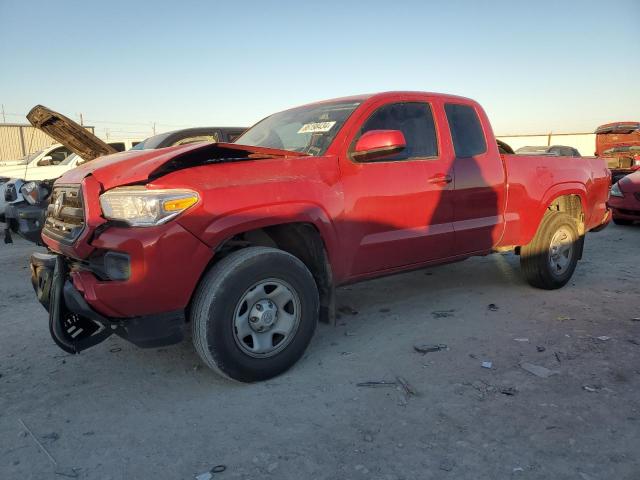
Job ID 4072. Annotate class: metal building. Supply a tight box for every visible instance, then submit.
[0,123,95,162]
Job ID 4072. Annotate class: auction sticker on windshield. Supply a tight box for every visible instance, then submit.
[297,121,336,134]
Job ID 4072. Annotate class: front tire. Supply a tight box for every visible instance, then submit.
[191,246,319,382]
[520,212,580,290]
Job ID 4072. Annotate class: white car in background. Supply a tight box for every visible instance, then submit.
[0,143,74,179]
[0,141,138,220]
[0,140,139,181]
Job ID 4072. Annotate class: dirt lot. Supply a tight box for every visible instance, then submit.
[1,224,639,480]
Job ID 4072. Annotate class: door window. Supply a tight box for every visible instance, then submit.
[356,102,438,161]
[444,103,487,158]
[44,146,72,165]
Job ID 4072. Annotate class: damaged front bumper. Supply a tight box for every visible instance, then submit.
[30,252,185,354]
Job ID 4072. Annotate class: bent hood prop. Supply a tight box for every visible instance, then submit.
[27,105,118,161]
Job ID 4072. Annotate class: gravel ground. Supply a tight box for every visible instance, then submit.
[1,224,639,480]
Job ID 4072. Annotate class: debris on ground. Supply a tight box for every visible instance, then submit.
[18,418,57,466]
[557,315,575,321]
[500,387,518,396]
[488,304,499,311]
[338,306,358,316]
[431,309,455,318]
[537,345,546,352]
[55,467,80,478]
[195,465,226,480]
[344,331,356,337]
[356,381,397,388]
[42,432,60,442]
[514,338,529,342]
[413,343,448,354]
[582,385,602,393]
[631,317,640,322]
[596,336,611,341]
[481,361,493,369]
[520,362,560,378]
[340,351,354,356]
[395,376,417,397]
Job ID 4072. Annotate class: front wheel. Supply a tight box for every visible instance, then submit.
[191,246,319,382]
[520,212,580,290]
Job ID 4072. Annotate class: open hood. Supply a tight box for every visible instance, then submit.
[27,105,117,161]
[57,141,309,190]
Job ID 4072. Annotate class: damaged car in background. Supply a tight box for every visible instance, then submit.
[595,121,640,183]
[2,105,246,244]
[28,91,611,382]
[608,170,640,225]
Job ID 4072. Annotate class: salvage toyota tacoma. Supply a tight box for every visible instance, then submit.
[29,92,611,382]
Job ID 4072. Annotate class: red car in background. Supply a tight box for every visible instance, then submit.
[595,122,640,183]
[609,171,640,225]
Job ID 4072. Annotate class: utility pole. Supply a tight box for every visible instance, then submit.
[152,122,156,135]
[79,113,84,126]
[1,104,5,123]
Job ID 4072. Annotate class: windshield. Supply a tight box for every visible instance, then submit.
[22,149,44,165]
[131,132,172,150]
[235,101,361,156]
[60,153,79,166]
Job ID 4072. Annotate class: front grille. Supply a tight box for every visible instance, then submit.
[5,182,17,202]
[42,185,85,244]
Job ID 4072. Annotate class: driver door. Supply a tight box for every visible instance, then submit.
[337,99,455,277]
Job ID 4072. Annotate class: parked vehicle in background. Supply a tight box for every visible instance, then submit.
[515,145,581,157]
[2,178,52,244]
[29,91,610,382]
[595,122,640,183]
[0,144,74,181]
[608,170,640,225]
[131,127,247,150]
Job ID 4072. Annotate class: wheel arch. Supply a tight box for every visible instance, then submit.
[193,206,338,324]
[520,184,587,247]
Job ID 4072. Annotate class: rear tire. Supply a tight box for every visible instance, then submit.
[520,212,580,290]
[191,246,319,382]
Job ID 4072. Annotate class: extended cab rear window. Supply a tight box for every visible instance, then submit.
[445,103,487,158]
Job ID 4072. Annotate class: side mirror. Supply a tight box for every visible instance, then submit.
[352,130,406,162]
[37,155,53,166]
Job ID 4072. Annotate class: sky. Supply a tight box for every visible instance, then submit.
[0,0,638,140]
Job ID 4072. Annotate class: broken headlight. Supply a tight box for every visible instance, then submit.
[99,187,199,226]
[21,181,51,205]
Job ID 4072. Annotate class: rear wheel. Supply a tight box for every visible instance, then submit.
[191,247,319,382]
[520,212,580,290]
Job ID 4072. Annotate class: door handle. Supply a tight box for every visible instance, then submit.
[428,174,452,185]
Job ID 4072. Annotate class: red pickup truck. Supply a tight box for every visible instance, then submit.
[30,92,611,382]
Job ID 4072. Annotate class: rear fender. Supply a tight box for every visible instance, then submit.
[521,183,587,245]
